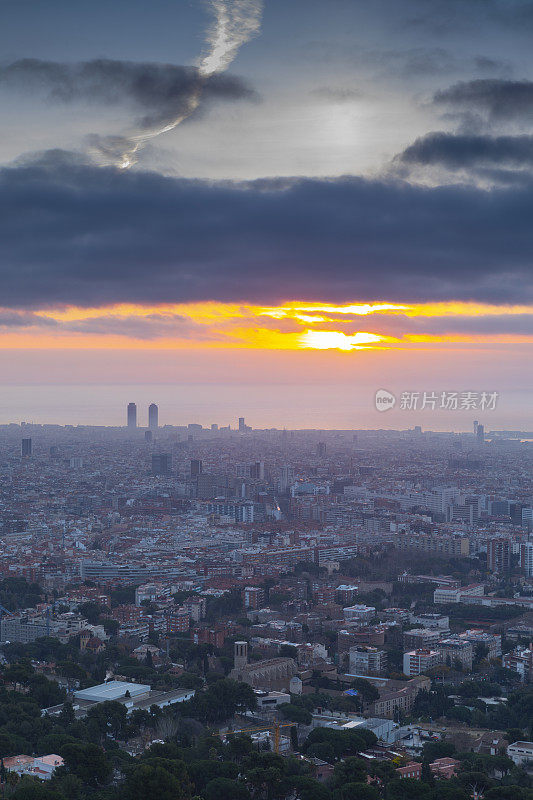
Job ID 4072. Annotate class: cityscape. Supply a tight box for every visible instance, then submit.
[0,410,531,798]
[1,0,533,798]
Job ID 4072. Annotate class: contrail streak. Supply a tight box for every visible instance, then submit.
[91,0,263,169]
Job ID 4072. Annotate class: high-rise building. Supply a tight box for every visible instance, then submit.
[473,420,478,436]
[317,442,326,457]
[280,464,295,492]
[250,461,265,481]
[127,402,137,429]
[520,541,533,577]
[148,403,158,430]
[21,438,32,458]
[522,508,533,530]
[477,423,484,442]
[488,538,510,573]
[190,459,203,478]
[151,453,172,475]
[144,430,153,443]
[239,417,246,432]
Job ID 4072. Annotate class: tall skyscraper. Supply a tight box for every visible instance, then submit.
[473,420,479,436]
[239,417,245,432]
[148,403,159,430]
[151,453,172,475]
[520,540,533,577]
[280,464,295,492]
[191,459,203,478]
[488,539,510,574]
[21,438,32,457]
[477,423,485,442]
[127,402,137,429]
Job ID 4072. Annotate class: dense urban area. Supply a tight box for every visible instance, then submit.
[0,409,532,800]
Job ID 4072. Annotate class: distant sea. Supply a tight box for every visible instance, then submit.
[0,384,529,431]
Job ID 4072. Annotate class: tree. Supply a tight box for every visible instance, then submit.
[204,777,250,800]
[124,763,191,800]
[279,645,298,659]
[290,775,331,800]
[279,704,312,726]
[421,741,456,762]
[332,757,367,787]
[349,679,379,705]
[11,780,65,800]
[386,778,431,799]
[86,700,128,740]
[60,742,111,787]
[341,784,379,800]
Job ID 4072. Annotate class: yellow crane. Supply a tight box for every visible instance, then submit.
[224,721,296,754]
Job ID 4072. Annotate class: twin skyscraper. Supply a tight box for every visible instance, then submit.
[127,402,158,430]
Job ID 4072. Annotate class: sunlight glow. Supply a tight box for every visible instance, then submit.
[299,330,384,350]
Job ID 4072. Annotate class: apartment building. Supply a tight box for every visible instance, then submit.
[403,649,441,677]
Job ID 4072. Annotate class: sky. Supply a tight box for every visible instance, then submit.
[0,0,532,429]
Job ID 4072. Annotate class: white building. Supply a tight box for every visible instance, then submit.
[436,638,473,670]
[344,604,376,622]
[409,613,449,630]
[458,629,502,660]
[349,646,388,676]
[508,741,533,767]
[433,584,484,604]
[403,649,442,677]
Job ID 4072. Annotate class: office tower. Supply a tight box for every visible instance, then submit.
[250,461,265,481]
[127,402,137,429]
[49,445,59,459]
[148,403,158,430]
[317,442,326,457]
[151,453,172,475]
[280,464,295,492]
[473,420,478,436]
[522,508,533,529]
[21,438,32,457]
[477,423,484,442]
[239,417,245,432]
[145,430,153,443]
[190,459,203,478]
[520,541,533,577]
[488,539,510,574]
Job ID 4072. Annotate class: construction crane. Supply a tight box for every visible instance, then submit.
[224,722,295,754]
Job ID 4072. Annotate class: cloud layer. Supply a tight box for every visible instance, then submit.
[399,131,533,169]
[434,78,533,124]
[0,58,255,130]
[0,150,531,309]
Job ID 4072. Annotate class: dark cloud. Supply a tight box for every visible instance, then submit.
[434,79,533,123]
[0,58,256,129]
[0,311,57,328]
[63,313,216,341]
[399,131,533,169]
[0,150,531,309]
